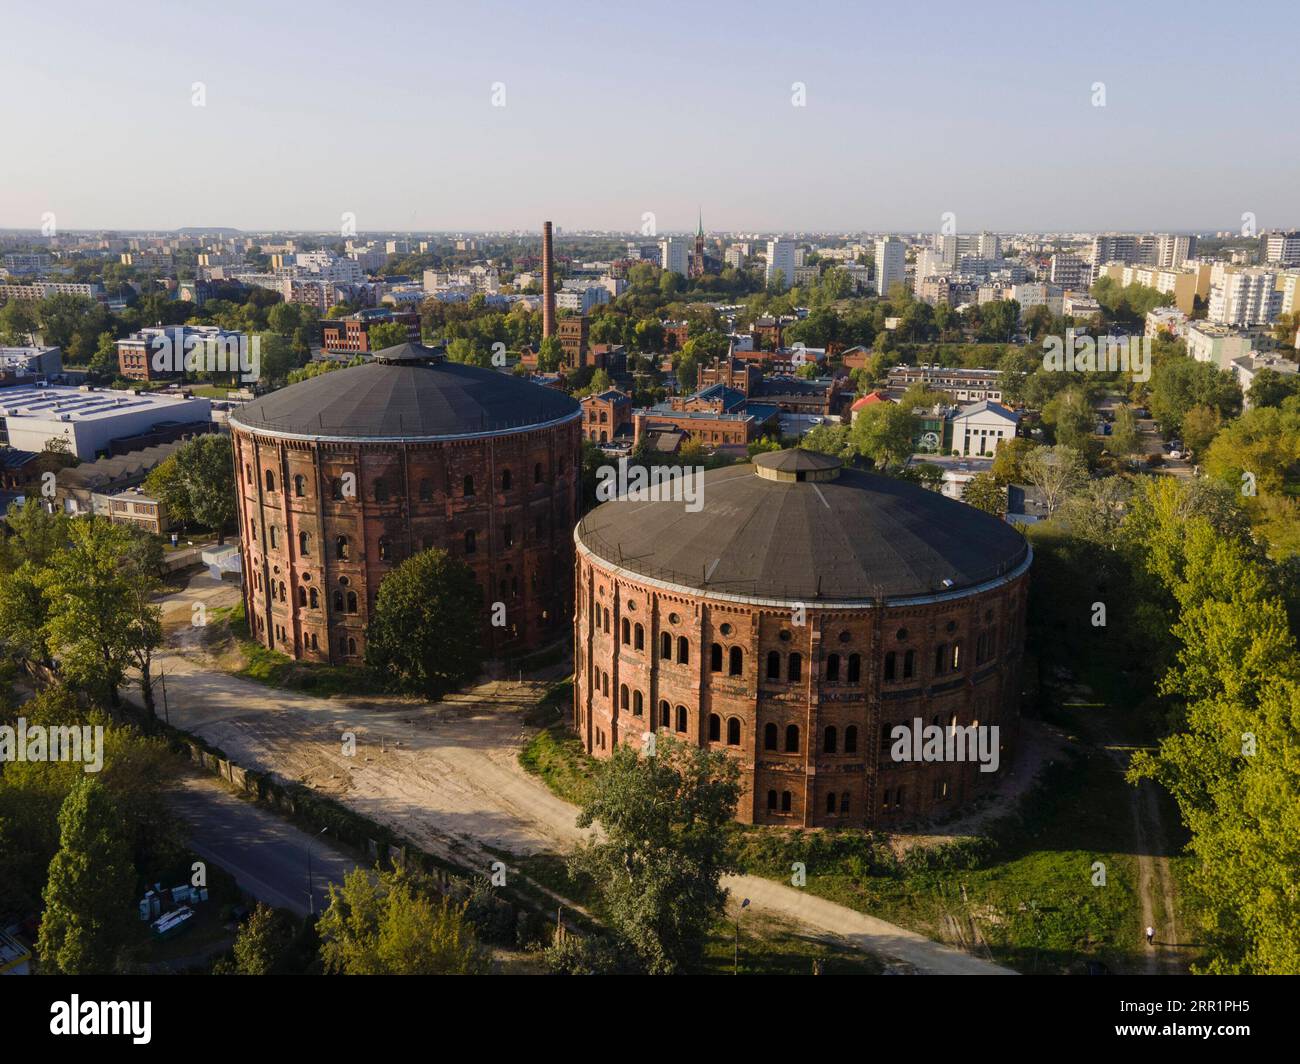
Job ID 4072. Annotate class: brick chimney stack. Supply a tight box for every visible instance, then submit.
[542,220,556,339]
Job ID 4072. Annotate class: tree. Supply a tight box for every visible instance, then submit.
[37,778,136,974]
[367,321,410,351]
[0,298,39,345]
[89,331,120,378]
[0,499,70,574]
[1109,404,1141,465]
[257,331,299,384]
[365,548,484,698]
[39,518,163,710]
[962,472,1006,516]
[1247,368,1300,410]
[229,903,295,975]
[990,436,1037,485]
[1022,445,1088,518]
[568,738,740,974]
[175,434,236,542]
[849,400,915,469]
[317,868,485,975]
[1180,404,1222,455]
[1042,387,1095,450]
[1203,400,1300,498]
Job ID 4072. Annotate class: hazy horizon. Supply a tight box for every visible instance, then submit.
[5,0,1298,233]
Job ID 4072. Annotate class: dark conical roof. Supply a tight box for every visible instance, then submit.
[577,460,1029,602]
[230,357,580,440]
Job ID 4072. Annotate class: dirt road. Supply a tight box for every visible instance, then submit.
[135,571,1013,974]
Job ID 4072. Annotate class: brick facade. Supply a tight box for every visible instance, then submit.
[573,546,1029,827]
[232,417,581,664]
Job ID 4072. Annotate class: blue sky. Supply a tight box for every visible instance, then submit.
[4,0,1297,233]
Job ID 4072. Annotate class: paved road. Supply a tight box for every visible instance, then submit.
[168,772,362,917]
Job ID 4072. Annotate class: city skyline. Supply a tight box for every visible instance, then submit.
[4,0,1298,233]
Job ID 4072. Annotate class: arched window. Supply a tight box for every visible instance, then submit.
[934,643,947,675]
[827,791,837,814]
[245,463,253,484]
[844,725,858,753]
[659,700,670,728]
[723,718,739,746]
[660,632,672,660]
[418,478,433,502]
[269,526,278,549]
[465,530,476,554]
[884,651,896,682]
[374,478,389,503]
[463,475,475,497]
[824,726,838,753]
[903,649,916,679]
[951,642,962,671]
[675,705,687,733]
[621,618,631,644]
[634,623,644,650]
[297,586,307,607]
[710,643,723,672]
[826,653,840,682]
[847,653,861,683]
[764,722,778,751]
[309,587,319,609]
[501,468,511,491]
[378,537,391,561]
[708,713,721,741]
[534,463,543,483]
[729,646,743,676]
[265,469,275,492]
[335,535,349,560]
[633,691,643,716]
[781,791,791,812]
[346,591,357,613]
[788,652,802,682]
[767,789,777,811]
[785,724,800,753]
[298,531,310,556]
[331,478,343,501]
[766,650,781,679]
[677,636,689,664]
[347,637,356,655]
[619,685,629,710]
[603,608,611,633]
[602,673,609,697]
[333,590,344,611]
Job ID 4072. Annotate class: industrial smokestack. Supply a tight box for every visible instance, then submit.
[542,220,556,340]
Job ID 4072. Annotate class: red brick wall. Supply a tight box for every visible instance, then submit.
[233,417,581,664]
[574,547,1028,828]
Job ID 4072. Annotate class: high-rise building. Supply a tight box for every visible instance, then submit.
[660,237,689,277]
[1049,254,1091,291]
[1155,233,1197,269]
[874,237,905,297]
[1265,232,1300,266]
[1208,265,1282,326]
[765,239,796,290]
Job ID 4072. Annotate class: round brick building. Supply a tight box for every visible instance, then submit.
[573,449,1032,827]
[229,343,581,664]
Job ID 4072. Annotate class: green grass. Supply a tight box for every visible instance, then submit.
[699,915,883,975]
[731,749,1146,974]
[518,722,595,808]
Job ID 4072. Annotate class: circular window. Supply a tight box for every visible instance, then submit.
[946,621,957,633]
[896,628,908,641]
[779,630,791,642]
[339,576,349,586]
[627,600,637,611]
[839,630,851,643]
[720,622,733,636]
[669,613,681,625]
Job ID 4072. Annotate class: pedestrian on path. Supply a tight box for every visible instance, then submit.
[1145,926,1155,946]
